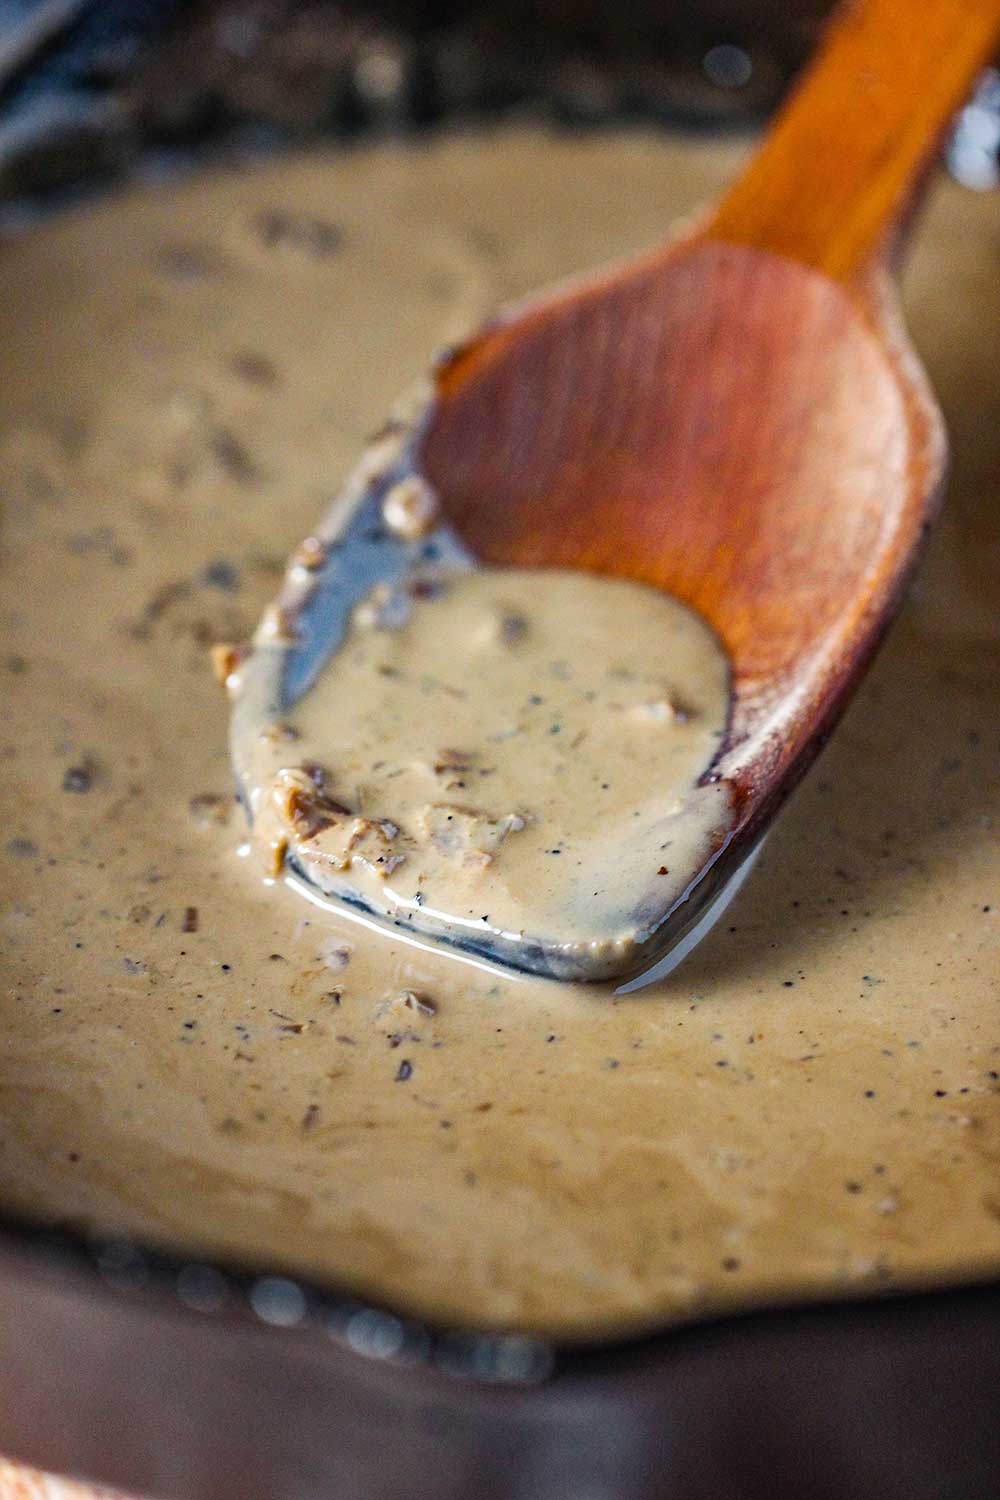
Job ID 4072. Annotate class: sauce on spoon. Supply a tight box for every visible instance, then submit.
[233,564,730,980]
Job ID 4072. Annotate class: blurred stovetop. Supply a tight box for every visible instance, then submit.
[0,0,997,227]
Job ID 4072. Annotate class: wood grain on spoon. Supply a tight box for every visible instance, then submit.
[421,0,1000,922]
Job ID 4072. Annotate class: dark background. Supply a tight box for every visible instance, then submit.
[0,0,838,206]
[4,1,998,221]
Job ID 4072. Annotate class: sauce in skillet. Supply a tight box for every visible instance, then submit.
[1,132,999,1336]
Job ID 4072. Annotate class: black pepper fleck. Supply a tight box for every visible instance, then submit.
[202,559,240,592]
[211,428,259,483]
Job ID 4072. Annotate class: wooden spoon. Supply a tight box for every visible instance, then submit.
[246,0,1000,984]
[415,0,1000,978]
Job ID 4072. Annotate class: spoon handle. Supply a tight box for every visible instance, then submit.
[707,0,1000,283]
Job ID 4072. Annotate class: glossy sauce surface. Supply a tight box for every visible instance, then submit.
[1,132,999,1336]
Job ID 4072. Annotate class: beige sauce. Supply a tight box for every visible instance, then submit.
[238,567,729,977]
[1,132,999,1338]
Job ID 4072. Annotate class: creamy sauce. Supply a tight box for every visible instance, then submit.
[1,132,999,1337]
[237,566,729,978]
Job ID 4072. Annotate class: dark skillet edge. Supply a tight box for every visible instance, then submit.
[1,1202,1000,1500]
[2,1191,1000,1373]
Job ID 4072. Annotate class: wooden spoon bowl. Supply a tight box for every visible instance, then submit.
[423,237,941,927]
